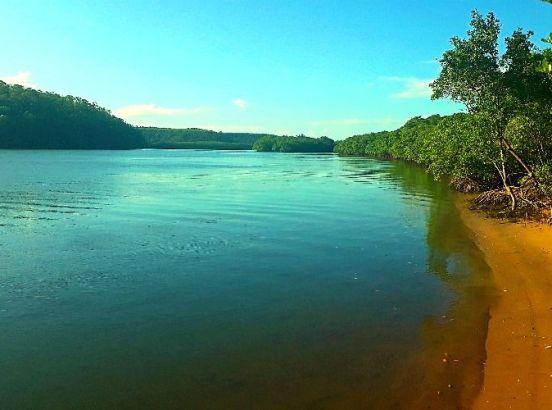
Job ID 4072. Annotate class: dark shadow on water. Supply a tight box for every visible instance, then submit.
[369,161,497,409]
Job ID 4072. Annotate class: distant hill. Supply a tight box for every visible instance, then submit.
[140,127,274,150]
[0,81,144,149]
[0,82,332,152]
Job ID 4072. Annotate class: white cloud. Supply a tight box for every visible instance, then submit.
[233,98,247,109]
[0,71,37,88]
[309,117,396,126]
[381,76,433,99]
[114,104,211,119]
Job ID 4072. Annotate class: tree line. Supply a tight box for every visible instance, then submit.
[140,127,272,150]
[336,10,552,211]
[0,81,144,149]
[253,135,335,153]
[0,83,335,152]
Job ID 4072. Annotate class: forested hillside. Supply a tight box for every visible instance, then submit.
[0,86,332,152]
[140,127,272,150]
[0,81,143,149]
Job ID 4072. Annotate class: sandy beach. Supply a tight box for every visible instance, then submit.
[459,199,552,409]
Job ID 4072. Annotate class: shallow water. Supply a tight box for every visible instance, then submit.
[0,150,494,409]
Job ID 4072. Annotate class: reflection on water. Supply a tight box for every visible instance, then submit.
[370,162,496,409]
[0,150,494,409]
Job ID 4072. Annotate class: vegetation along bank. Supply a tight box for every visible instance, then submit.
[335,11,552,220]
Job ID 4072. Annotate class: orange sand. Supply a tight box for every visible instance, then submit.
[459,201,552,409]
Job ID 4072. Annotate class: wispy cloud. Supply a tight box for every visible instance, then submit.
[114,104,212,119]
[381,76,433,99]
[0,71,37,88]
[309,117,396,126]
[233,98,247,109]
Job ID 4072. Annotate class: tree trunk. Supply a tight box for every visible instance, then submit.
[503,138,540,189]
[495,143,517,211]
[505,184,517,211]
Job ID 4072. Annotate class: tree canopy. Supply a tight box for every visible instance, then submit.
[0,81,143,149]
[337,11,552,211]
[253,135,335,153]
[140,127,274,150]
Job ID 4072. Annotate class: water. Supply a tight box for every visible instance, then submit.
[0,150,494,409]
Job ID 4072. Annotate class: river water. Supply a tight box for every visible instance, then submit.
[0,150,495,409]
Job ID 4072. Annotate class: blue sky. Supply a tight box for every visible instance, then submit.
[1,1,550,139]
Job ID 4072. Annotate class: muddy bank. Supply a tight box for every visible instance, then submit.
[458,198,552,409]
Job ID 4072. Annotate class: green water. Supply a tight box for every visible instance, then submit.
[0,150,493,409]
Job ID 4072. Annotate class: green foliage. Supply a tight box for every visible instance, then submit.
[540,34,552,75]
[0,81,143,149]
[145,141,253,150]
[0,83,332,153]
[389,115,442,163]
[535,164,552,195]
[335,114,498,186]
[334,132,393,157]
[253,135,335,153]
[431,11,502,114]
[337,10,552,202]
[505,111,552,166]
[541,1,552,74]
[431,10,552,201]
[431,12,551,141]
[142,129,334,152]
[426,114,497,184]
[140,127,269,149]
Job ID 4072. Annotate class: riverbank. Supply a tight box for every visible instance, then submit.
[458,198,552,409]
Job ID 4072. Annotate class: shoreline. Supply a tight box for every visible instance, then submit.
[457,197,552,409]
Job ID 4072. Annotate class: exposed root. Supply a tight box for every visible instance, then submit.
[449,177,481,193]
[473,189,512,208]
[471,182,552,223]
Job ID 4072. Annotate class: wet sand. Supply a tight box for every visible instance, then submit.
[458,199,552,409]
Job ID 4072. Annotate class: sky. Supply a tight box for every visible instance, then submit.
[1,1,550,139]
